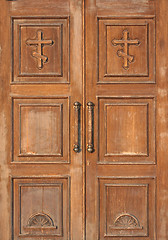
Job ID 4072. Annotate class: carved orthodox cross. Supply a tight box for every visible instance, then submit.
[26,30,54,70]
[112,30,140,70]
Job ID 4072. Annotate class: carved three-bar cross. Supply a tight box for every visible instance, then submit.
[26,30,54,70]
[112,30,140,70]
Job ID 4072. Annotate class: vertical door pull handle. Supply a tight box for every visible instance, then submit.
[73,102,81,153]
[87,102,94,153]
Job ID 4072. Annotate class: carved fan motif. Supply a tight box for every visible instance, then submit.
[114,213,140,228]
[27,213,54,227]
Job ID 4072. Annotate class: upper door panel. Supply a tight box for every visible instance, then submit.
[98,17,155,83]
[12,17,69,83]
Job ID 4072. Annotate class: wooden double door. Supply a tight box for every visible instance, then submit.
[0,0,168,239]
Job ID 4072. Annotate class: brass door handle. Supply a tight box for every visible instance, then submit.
[87,102,94,153]
[73,102,81,153]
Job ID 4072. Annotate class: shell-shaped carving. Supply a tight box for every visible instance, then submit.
[114,213,140,228]
[27,213,54,227]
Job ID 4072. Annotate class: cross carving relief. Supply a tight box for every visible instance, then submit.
[26,30,54,70]
[112,30,140,70]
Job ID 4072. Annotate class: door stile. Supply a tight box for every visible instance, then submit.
[0,1,12,239]
[85,1,98,239]
[156,0,168,239]
[69,0,84,239]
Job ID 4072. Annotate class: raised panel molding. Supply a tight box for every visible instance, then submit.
[12,96,70,163]
[98,17,155,83]
[97,96,156,164]
[12,17,69,83]
[12,177,70,239]
[98,177,156,239]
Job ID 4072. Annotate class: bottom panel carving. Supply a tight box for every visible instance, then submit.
[98,177,156,239]
[12,177,70,239]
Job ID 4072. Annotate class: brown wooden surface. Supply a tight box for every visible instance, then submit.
[0,0,83,239]
[85,0,168,239]
[0,0,168,239]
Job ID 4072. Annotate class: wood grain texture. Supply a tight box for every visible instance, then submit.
[12,97,70,163]
[96,0,155,15]
[12,17,69,83]
[98,17,155,83]
[156,0,168,239]
[0,0,168,239]
[13,177,70,238]
[0,0,83,239]
[85,0,167,239]
[98,177,156,238]
[98,96,156,164]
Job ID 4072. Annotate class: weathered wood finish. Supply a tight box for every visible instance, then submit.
[85,0,168,239]
[0,0,168,239]
[12,17,69,83]
[0,0,83,239]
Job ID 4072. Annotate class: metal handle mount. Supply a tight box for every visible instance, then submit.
[87,102,94,153]
[73,102,81,153]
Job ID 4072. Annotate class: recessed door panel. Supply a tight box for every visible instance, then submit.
[98,97,155,164]
[98,177,156,239]
[98,18,155,83]
[12,97,70,163]
[13,177,70,239]
[12,17,69,83]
